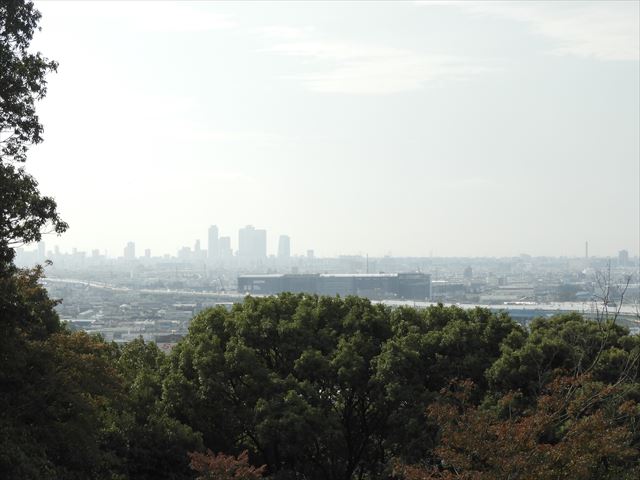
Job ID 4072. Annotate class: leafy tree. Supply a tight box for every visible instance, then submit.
[395,375,640,480]
[0,4,79,475]
[375,305,519,464]
[163,295,519,479]
[487,313,639,398]
[0,271,201,479]
[395,312,640,480]
[0,277,122,479]
[189,450,266,480]
[0,0,67,267]
[0,5,166,478]
[102,338,203,480]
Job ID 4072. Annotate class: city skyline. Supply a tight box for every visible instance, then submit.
[18,234,639,262]
[3,2,640,476]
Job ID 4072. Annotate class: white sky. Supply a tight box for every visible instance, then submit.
[27,1,639,258]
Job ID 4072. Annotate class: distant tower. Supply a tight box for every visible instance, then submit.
[278,235,291,259]
[144,248,151,259]
[208,225,219,260]
[238,225,267,259]
[218,236,232,258]
[256,229,267,258]
[238,225,253,258]
[307,249,314,259]
[124,241,135,260]
[585,241,589,259]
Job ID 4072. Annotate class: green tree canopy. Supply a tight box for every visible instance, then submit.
[102,338,203,480]
[0,0,66,267]
[0,267,122,479]
[487,313,639,397]
[163,294,520,480]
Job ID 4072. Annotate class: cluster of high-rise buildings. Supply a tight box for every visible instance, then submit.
[116,225,289,264]
[206,225,290,261]
[206,225,233,260]
[123,225,293,263]
[13,224,299,268]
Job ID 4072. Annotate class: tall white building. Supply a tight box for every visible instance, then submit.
[278,235,290,259]
[218,236,232,258]
[208,225,219,260]
[238,225,266,259]
[124,241,135,260]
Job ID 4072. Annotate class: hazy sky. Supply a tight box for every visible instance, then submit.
[27,1,639,258]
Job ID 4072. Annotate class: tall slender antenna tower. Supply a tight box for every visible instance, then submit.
[585,241,589,259]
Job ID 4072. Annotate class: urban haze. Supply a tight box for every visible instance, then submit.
[2,1,640,478]
[27,0,639,258]
[14,0,640,355]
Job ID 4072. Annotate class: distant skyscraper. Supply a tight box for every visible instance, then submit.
[307,249,314,259]
[208,225,219,259]
[238,226,252,258]
[178,246,191,261]
[144,248,151,258]
[218,236,232,258]
[124,241,135,260]
[238,225,267,259]
[193,239,206,260]
[278,235,291,259]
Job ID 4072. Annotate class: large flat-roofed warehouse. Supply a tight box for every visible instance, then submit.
[238,273,431,301]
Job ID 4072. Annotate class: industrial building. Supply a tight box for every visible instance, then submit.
[237,273,431,300]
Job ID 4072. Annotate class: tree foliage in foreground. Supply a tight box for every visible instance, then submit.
[0,267,119,479]
[0,266,201,480]
[396,375,639,480]
[0,0,67,267]
[1,278,639,479]
[163,295,523,479]
[189,450,266,480]
[3,1,635,478]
